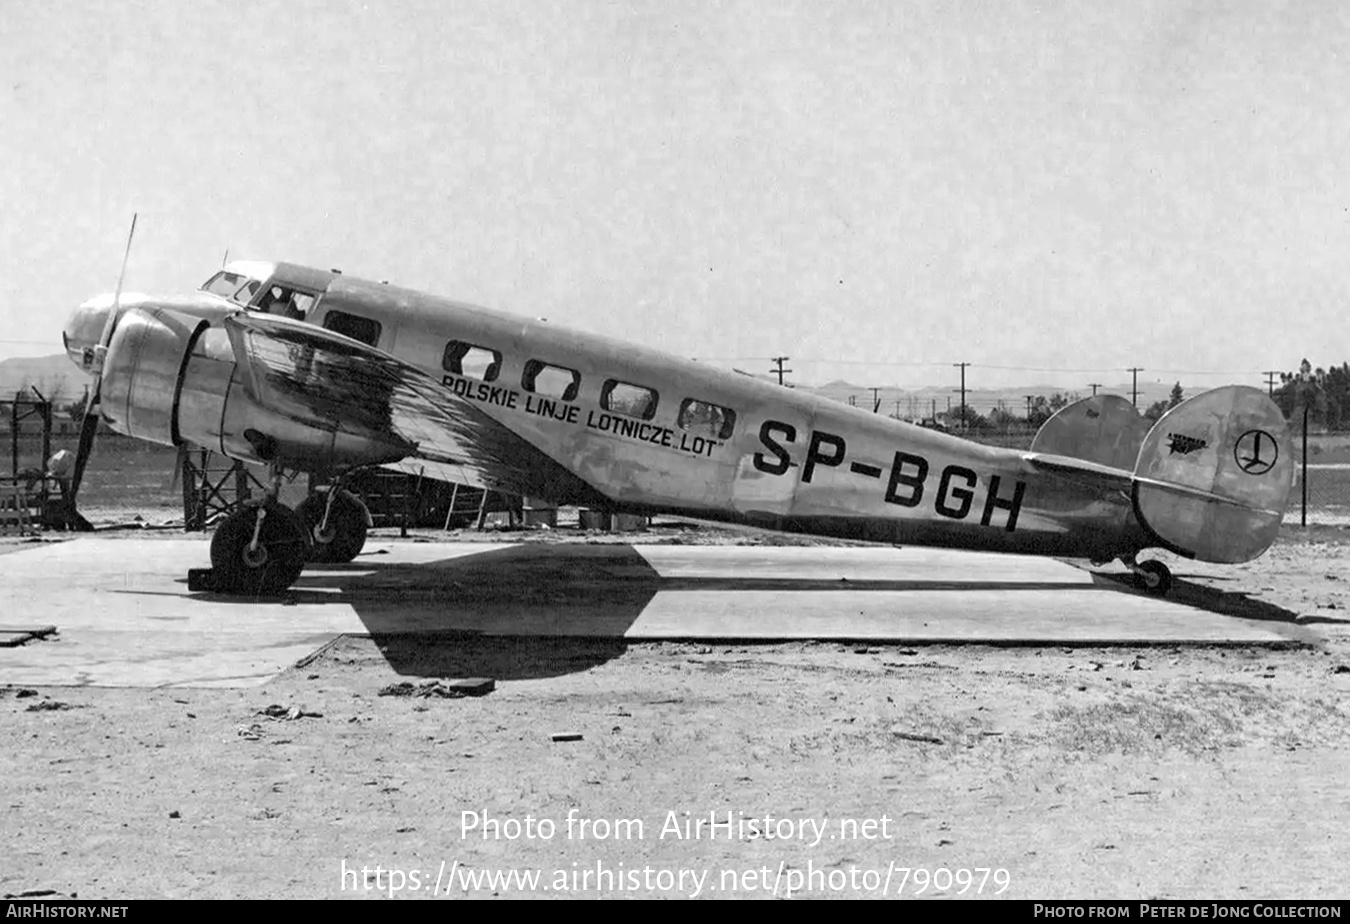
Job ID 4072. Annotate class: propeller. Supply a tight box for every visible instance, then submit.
[67,213,138,508]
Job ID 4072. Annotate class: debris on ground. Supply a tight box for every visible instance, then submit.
[0,626,58,648]
[24,701,77,712]
[378,678,496,698]
[551,732,584,742]
[236,723,265,740]
[892,730,944,745]
[255,704,324,720]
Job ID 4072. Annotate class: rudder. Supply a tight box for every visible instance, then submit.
[1132,386,1293,563]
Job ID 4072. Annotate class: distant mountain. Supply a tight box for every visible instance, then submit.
[0,354,88,403]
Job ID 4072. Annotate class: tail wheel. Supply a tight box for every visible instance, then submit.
[297,492,368,563]
[209,502,308,596]
[1133,559,1173,597]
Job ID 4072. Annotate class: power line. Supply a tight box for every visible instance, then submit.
[692,356,1273,378]
[1263,370,1281,397]
[1127,367,1144,407]
[953,362,970,431]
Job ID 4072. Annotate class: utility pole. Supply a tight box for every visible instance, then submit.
[870,387,881,413]
[769,356,793,387]
[1024,395,1034,421]
[1088,382,1102,396]
[1127,367,1144,407]
[847,395,856,407]
[953,362,969,431]
[1263,370,1280,397]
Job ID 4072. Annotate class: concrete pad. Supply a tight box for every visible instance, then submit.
[0,537,1299,688]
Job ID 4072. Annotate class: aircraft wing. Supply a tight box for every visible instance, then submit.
[222,312,603,503]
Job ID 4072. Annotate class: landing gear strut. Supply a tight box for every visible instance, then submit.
[1131,558,1173,596]
[297,488,368,563]
[206,467,307,596]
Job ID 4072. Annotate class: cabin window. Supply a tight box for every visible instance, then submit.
[442,341,501,382]
[601,380,658,420]
[521,360,580,401]
[678,398,736,440]
[257,285,317,321]
[322,310,382,347]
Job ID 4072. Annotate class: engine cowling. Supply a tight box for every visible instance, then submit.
[100,306,209,446]
[99,306,414,470]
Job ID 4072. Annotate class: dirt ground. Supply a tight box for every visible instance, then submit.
[2,522,1349,900]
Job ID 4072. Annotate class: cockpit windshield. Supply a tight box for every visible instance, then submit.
[200,271,262,306]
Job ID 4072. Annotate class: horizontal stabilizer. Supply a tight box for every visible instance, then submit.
[1132,386,1292,563]
[1031,394,1150,470]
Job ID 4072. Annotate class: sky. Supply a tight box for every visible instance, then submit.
[2,0,1348,393]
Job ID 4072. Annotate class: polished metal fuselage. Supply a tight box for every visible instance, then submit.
[65,269,1154,562]
[308,276,1152,561]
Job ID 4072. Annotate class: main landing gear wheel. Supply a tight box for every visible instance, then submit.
[297,492,368,563]
[1133,559,1173,597]
[209,502,308,596]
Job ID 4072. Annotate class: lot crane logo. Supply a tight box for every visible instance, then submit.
[1235,429,1277,475]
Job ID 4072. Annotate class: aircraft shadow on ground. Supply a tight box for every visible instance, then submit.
[169,544,1332,678]
[1091,571,1339,628]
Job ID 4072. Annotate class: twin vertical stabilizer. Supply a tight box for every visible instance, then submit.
[1033,386,1294,563]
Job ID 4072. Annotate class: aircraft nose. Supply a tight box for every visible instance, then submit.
[63,295,115,372]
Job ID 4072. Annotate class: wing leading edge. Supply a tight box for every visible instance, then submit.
[223,313,608,505]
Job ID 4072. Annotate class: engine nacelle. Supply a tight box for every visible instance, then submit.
[100,306,414,470]
[101,306,209,446]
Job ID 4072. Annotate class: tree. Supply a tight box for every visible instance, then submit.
[1026,396,1053,428]
[1273,358,1333,428]
[1168,382,1184,409]
[949,404,990,431]
[1025,392,1079,429]
[1143,400,1169,422]
[60,399,87,422]
[987,406,1020,431]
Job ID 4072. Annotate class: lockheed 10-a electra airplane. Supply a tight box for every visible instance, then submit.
[60,253,1294,597]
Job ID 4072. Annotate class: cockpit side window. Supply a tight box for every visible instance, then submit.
[200,271,262,305]
[201,270,253,302]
